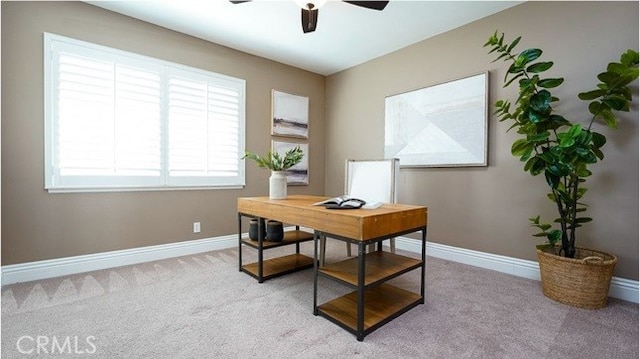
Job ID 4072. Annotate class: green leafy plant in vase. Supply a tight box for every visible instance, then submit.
[243,146,304,199]
[484,31,638,308]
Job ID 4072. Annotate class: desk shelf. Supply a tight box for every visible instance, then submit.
[313,229,426,341]
[317,283,422,335]
[238,217,315,283]
[241,230,314,249]
[242,253,314,280]
[318,251,422,288]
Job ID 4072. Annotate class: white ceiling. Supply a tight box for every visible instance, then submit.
[87,0,523,76]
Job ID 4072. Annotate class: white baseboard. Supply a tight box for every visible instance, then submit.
[3,232,638,304]
[395,236,639,304]
[1,235,238,286]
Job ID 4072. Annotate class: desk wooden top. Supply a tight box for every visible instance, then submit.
[238,195,427,241]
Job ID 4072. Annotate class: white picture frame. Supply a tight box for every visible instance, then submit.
[272,140,309,185]
[384,72,488,167]
[271,90,309,139]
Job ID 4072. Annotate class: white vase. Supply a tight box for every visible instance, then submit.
[269,171,287,199]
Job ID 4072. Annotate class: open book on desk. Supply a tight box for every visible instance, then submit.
[312,195,382,210]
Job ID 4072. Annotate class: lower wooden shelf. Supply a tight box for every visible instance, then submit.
[242,253,314,280]
[241,230,314,249]
[316,283,422,333]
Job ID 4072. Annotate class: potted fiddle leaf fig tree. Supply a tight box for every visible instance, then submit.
[243,146,304,199]
[484,31,638,308]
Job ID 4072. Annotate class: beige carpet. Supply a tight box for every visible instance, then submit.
[1,241,638,358]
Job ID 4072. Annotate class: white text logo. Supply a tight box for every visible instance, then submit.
[16,335,97,355]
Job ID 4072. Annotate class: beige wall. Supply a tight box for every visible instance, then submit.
[2,2,638,281]
[1,2,325,264]
[325,1,639,280]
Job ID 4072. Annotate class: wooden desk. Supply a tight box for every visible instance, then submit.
[237,195,428,341]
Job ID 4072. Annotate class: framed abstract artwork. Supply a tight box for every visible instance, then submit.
[272,140,309,185]
[384,72,488,167]
[271,90,309,139]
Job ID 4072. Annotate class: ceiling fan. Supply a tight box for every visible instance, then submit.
[229,1,390,34]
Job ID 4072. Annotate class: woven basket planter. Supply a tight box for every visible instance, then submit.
[536,246,617,309]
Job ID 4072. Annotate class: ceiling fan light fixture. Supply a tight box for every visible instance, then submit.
[294,0,327,11]
[230,0,389,34]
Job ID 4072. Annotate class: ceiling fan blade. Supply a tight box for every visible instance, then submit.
[343,1,389,11]
[229,0,251,4]
[301,8,319,33]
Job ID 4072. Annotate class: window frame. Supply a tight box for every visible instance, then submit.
[44,33,246,193]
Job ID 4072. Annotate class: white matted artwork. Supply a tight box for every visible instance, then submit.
[272,140,309,185]
[384,72,488,167]
[272,90,309,139]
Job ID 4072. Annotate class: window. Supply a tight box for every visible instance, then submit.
[44,33,246,192]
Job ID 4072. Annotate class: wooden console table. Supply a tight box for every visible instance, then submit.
[237,195,428,341]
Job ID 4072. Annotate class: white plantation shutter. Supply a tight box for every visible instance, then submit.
[56,55,162,183]
[57,53,116,177]
[45,33,245,191]
[167,74,241,185]
[208,86,242,175]
[114,65,162,177]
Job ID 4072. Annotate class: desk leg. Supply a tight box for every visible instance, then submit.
[420,226,427,301]
[319,235,326,267]
[313,231,319,316]
[238,213,243,272]
[356,241,366,341]
[257,217,264,283]
[295,225,301,254]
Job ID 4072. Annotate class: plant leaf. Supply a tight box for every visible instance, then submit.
[526,61,553,73]
[507,36,521,52]
[575,217,593,224]
[483,30,499,47]
[600,108,618,129]
[597,71,618,84]
[603,95,628,111]
[588,101,603,115]
[544,170,560,189]
[620,49,639,66]
[504,72,525,88]
[519,48,543,64]
[578,89,605,100]
[547,229,562,244]
[559,135,575,148]
[568,124,583,138]
[591,132,606,147]
[511,139,532,157]
[530,90,552,113]
[538,78,564,88]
